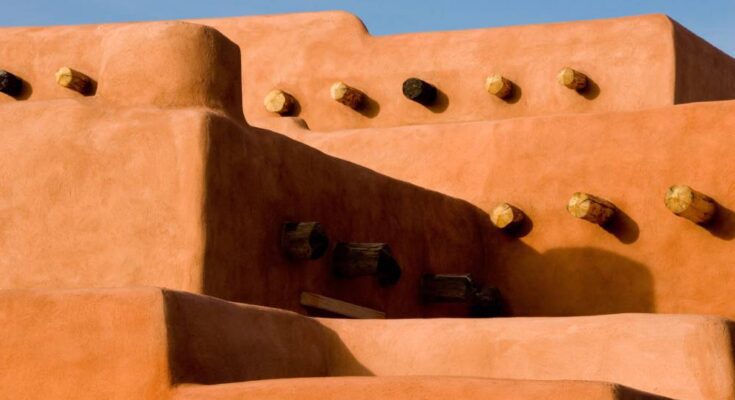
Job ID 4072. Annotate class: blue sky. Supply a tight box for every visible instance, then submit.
[3,0,734,56]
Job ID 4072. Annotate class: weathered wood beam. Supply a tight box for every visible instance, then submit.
[330,82,365,109]
[557,67,588,90]
[55,67,92,94]
[0,70,22,96]
[281,221,329,260]
[402,77,437,105]
[332,242,401,285]
[264,89,296,115]
[490,203,526,230]
[665,185,717,224]
[567,192,617,225]
[300,292,385,319]
[485,74,513,99]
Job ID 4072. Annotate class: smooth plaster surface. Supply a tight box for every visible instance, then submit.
[2,287,728,399]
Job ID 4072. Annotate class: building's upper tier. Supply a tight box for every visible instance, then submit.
[1,12,734,131]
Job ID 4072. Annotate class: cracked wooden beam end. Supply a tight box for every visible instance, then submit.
[567,192,616,225]
[55,67,92,94]
[264,89,296,115]
[485,74,513,99]
[557,67,587,90]
[665,185,717,224]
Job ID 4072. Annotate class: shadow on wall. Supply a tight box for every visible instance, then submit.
[199,114,489,317]
[198,114,654,318]
[163,289,373,386]
[704,202,735,241]
[482,222,654,317]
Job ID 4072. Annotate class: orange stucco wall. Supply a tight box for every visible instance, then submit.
[197,12,735,132]
[3,10,735,400]
[1,12,735,318]
[295,99,735,318]
[2,287,729,399]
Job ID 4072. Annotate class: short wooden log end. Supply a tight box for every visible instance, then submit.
[330,82,365,109]
[485,74,513,99]
[332,242,401,285]
[665,185,717,224]
[567,192,616,225]
[402,77,437,105]
[557,67,587,90]
[264,89,296,115]
[281,221,329,260]
[55,67,92,94]
[0,70,23,97]
[490,203,525,230]
[421,274,474,303]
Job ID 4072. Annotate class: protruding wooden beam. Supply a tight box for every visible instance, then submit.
[300,292,385,319]
[421,274,474,303]
[485,74,513,99]
[330,82,365,109]
[567,192,617,225]
[55,67,92,94]
[0,70,22,96]
[281,221,329,260]
[332,242,401,285]
[421,274,502,317]
[557,67,588,90]
[665,185,717,224]
[264,89,296,115]
[402,78,437,105]
[490,203,526,230]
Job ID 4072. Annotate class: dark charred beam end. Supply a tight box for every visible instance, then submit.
[402,77,437,105]
[281,221,329,260]
[332,242,401,285]
[0,70,23,97]
[421,273,502,317]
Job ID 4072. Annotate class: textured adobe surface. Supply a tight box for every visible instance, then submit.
[198,12,735,131]
[296,99,735,318]
[0,100,488,316]
[173,377,671,400]
[2,287,724,399]
[2,10,735,400]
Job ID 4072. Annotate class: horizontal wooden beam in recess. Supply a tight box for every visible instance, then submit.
[557,67,588,90]
[665,185,717,224]
[330,82,365,109]
[0,70,22,96]
[332,242,401,285]
[402,77,437,105]
[490,203,526,230]
[567,192,617,225]
[485,74,513,99]
[421,274,502,317]
[55,67,92,94]
[300,292,385,319]
[264,89,296,115]
[281,221,329,260]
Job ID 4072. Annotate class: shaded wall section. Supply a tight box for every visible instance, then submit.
[297,99,735,318]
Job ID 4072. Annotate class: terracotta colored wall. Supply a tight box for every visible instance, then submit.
[0,21,243,118]
[197,12,735,132]
[1,287,725,400]
[172,377,668,400]
[296,99,735,318]
[0,99,489,317]
[321,314,735,400]
[0,288,171,400]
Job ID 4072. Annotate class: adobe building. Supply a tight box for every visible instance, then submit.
[1,11,735,400]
